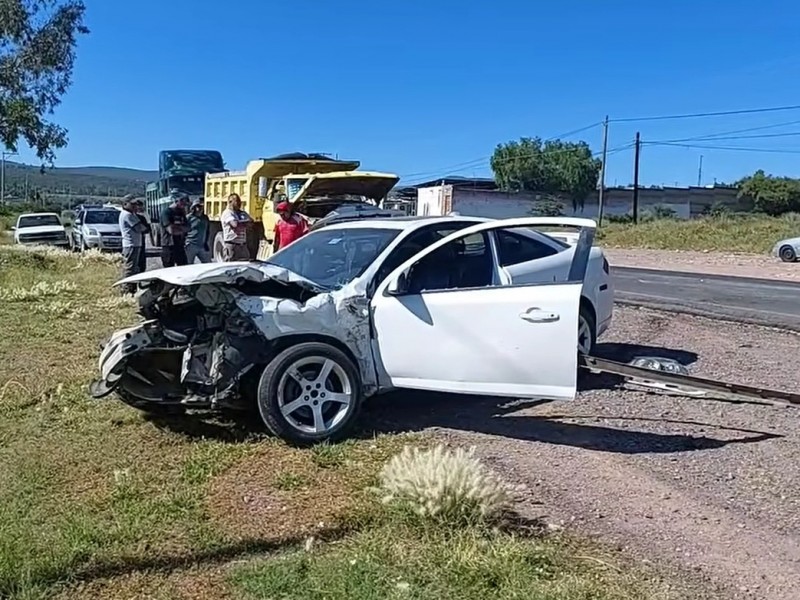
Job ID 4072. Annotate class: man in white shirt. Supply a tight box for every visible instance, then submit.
[220,193,252,261]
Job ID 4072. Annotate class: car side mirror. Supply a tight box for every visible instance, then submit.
[387,271,409,295]
[10,226,15,231]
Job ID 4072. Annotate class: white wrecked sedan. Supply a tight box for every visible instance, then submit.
[90,216,607,444]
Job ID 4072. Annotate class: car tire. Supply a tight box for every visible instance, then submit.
[779,245,797,263]
[578,302,597,356]
[256,342,363,445]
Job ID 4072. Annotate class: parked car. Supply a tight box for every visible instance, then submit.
[12,212,70,248]
[71,207,123,252]
[772,236,800,263]
[90,216,610,444]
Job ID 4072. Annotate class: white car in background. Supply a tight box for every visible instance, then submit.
[92,216,612,444]
[773,236,800,262]
[13,212,71,248]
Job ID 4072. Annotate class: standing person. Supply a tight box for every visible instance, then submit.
[159,194,189,267]
[221,193,252,261]
[118,197,149,295]
[272,201,308,253]
[131,199,151,275]
[185,198,212,263]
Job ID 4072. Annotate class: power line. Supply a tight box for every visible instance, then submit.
[398,121,602,181]
[674,118,800,141]
[610,104,800,123]
[400,143,634,188]
[644,141,800,154]
[654,131,800,144]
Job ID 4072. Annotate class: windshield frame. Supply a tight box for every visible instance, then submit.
[265,226,401,291]
[17,214,62,228]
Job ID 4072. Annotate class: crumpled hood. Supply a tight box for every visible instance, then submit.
[115,261,325,292]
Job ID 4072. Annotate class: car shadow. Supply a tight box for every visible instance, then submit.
[361,391,782,454]
[138,341,773,455]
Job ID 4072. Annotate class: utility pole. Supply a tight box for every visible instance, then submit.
[597,115,609,226]
[632,132,641,224]
[697,155,704,186]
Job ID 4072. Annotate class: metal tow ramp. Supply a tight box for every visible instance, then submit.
[581,355,800,408]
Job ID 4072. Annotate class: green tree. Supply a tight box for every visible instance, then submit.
[490,137,602,211]
[0,0,88,163]
[737,170,800,216]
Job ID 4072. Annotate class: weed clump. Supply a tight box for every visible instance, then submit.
[377,444,508,526]
[0,280,77,302]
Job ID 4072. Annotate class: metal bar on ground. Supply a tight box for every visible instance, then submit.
[581,355,800,407]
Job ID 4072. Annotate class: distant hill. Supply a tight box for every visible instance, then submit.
[2,161,158,202]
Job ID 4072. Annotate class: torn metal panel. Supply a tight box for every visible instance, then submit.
[582,355,800,407]
[235,283,377,395]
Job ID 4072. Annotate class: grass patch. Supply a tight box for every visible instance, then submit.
[230,445,675,599]
[598,213,800,253]
[0,245,414,599]
[230,520,665,600]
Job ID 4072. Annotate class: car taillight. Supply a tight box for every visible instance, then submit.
[602,257,609,274]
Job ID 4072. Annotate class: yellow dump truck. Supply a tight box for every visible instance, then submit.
[204,153,399,261]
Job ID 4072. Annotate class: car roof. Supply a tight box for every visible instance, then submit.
[320,215,490,232]
[18,212,60,218]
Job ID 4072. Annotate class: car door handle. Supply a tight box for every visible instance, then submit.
[519,307,560,323]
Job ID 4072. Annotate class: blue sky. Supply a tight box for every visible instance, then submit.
[11,0,800,187]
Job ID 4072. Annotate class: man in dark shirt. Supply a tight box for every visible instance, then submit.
[159,195,189,268]
[131,199,151,274]
[185,198,211,263]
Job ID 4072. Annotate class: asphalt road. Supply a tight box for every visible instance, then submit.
[614,266,800,331]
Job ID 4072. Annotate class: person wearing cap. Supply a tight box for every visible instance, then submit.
[118,195,150,294]
[159,194,189,267]
[220,193,252,261]
[272,201,308,253]
[185,198,211,263]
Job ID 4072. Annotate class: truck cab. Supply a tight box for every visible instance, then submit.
[146,149,224,245]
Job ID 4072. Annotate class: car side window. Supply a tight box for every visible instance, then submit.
[371,223,477,292]
[495,230,558,266]
[405,231,494,293]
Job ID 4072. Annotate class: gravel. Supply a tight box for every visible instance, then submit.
[606,248,800,282]
[369,305,800,599]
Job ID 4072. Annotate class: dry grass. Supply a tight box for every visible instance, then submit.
[0,245,413,599]
[598,213,800,253]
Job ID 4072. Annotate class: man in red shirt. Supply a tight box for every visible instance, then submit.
[272,201,309,253]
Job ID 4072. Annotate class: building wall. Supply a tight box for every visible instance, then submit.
[415,184,748,220]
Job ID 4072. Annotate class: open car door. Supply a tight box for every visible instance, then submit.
[370,217,596,399]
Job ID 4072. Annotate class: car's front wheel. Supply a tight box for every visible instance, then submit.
[256,342,363,445]
[779,245,797,263]
[578,303,597,356]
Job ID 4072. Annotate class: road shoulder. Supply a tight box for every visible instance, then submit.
[605,248,800,282]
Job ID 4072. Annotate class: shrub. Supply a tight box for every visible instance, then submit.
[376,445,508,526]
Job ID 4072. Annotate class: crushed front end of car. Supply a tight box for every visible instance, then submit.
[89,262,376,443]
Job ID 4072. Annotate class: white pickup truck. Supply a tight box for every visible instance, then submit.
[13,212,71,248]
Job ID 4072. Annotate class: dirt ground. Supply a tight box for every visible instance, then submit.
[368,305,800,600]
[606,248,800,282]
